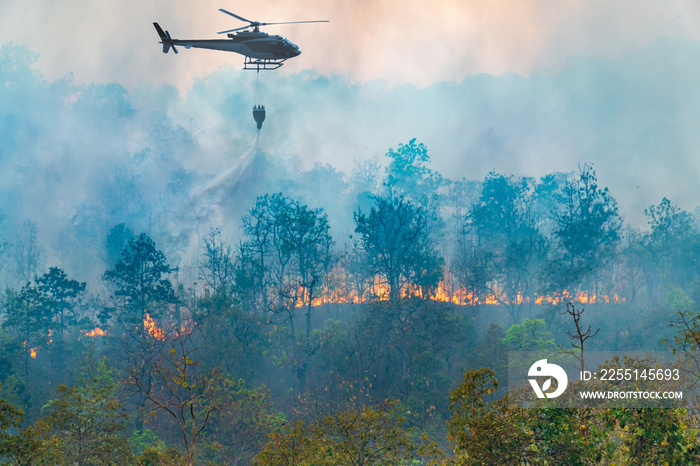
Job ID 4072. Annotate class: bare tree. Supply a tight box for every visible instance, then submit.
[198,227,235,299]
[125,325,217,466]
[560,302,599,373]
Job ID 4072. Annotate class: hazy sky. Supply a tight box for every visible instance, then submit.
[2,0,700,238]
[3,0,699,88]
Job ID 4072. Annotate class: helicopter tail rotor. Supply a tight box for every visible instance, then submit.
[153,23,178,54]
[166,31,178,54]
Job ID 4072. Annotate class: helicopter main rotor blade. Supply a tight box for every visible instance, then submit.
[217,25,252,34]
[217,21,329,34]
[257,20,330,26]
[219,9,253,24]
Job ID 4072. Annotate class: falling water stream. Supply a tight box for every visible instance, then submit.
[173,130,262,270]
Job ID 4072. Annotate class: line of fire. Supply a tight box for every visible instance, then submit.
[286,279,626,308]
[24,285,626,359]
[23,281,626,360]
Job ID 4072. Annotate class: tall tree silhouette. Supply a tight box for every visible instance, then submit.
[355,195,443,301]
[103,233,176,322]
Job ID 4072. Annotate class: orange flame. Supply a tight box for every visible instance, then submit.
[84,327,105,337]
[30,347,38,359]
[281,276,625,309]
[144,313,165,340]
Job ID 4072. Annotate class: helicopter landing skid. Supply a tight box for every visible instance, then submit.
[244,57,287,71]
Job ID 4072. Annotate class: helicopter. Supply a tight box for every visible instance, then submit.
[153,9,328,71]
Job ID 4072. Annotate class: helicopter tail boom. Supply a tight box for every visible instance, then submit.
[153,23,178,54]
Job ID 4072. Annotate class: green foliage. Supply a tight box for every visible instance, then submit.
[670,292,700,353]
[667,288,695,315]
[602,408,700,465]
[526,407,608,466]
[447,366,700,465]
[240,193,336,393]
[0,419,55,465]
[136,445,187,466]
[37,357,133,465]
[503,318,556,351]
[203,376,286,465]
[238,193,287,310]
[447,368,530,465]
[129,429,168,456]
[0,376,26,415]
[0,382,26,458]
[255,398,442,465]
[129,429,187,466]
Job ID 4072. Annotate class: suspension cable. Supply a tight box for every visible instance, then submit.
[255,70,262,107]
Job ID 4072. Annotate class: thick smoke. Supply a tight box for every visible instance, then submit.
[1,36,700,287]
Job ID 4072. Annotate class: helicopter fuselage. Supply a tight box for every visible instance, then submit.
[155,26,301,60]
